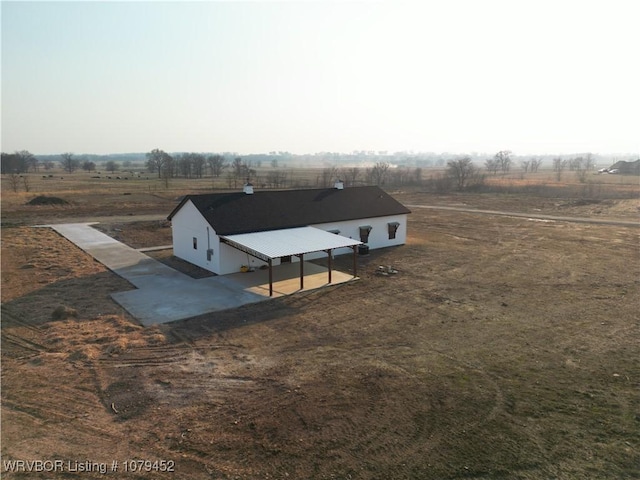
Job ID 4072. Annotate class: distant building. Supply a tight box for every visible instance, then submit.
[608,160,640,175]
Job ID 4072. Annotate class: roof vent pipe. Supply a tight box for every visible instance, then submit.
[334,179,344,190]
[243,183,254,194]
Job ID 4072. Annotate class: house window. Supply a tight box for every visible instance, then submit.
[359,225,372,243]
[388,222,400,240]
[193,237,198,249]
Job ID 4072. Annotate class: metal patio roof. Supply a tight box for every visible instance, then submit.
[221,226,362,261]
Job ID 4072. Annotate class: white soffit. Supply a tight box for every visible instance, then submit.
[222,227,362,259]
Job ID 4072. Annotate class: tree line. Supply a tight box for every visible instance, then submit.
[1,151,106,174]
[4,148,603,193]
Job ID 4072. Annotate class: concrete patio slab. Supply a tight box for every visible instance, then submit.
[48,223,357,325]
[111,276,265,326]
[225,262,355,298]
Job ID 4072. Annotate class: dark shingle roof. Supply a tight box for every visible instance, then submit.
[168,186,411,235]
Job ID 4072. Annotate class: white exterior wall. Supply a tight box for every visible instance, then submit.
[171,200,221,274]
[218,242,276,275]
[306,214,408,259]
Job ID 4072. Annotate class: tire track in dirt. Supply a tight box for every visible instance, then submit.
[345,367,439,472]
[2,304,145,455]
[234,342,504,477]
[98,346,192,368]
[2,355,124,449]
[429,347,551,463]
[1,332,49,358]
[88,344,194,419]
[406,204,640,227]
[88,341,260,422]
[1,305,52,359]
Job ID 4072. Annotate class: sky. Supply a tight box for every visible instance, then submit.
[1,0,639,156]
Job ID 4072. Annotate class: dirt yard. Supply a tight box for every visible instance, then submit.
[2,187,639,479]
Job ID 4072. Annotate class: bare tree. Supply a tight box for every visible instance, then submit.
[225,171,236,188]
[370,161,390,186]
[176,153,204,179]
[389,167,412,187]
[430,172,453,193]
[105,160,119,173]
[9,150,35,173]
[414,167,423,185]
[207,154,227,178]
[82,160,96,172]
[573,156,589,183]
[192,153,205,178]
[530,157,543,173]
[22,175,31,192]
[447,157,479,191]
[485,158,500,175]
[553,157,567,181]
[232,157,251,183]
[176,154,192,178]
[160,154,175,188]
[266,170,286,188]
[568,157,579,171]
[584,152,594,171]
[232,157,243,177]
[146,148,169,177]
[244,159,256,182]
[495,150,512,173]
[60,153,79,173]
[520,160,531,174]
[340,167,360,187]
[1,152,20,174]
[16,151,38,172]
[320,167,338,187]
[8,173,20,192]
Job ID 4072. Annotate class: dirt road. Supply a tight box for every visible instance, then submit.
[407,204,640,227]
[32,205,639,230]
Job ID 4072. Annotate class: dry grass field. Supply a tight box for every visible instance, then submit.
[1,170,639,479]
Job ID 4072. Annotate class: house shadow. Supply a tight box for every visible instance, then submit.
[157,250,399,342]
[2,270,134,329]
[158,278,352,342]
[2,247,384,354]
[1,270,137,360]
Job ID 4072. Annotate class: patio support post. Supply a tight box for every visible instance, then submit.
[268,258,273,296]
[298,254,304,290]
[352,245,357,277]
[326,249,332,284]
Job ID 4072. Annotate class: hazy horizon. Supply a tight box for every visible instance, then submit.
[2,1,639,157]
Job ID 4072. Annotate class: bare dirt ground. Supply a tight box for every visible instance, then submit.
[2,184,639,479]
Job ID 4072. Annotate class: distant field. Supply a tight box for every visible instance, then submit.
[2,165,638,203]
[1,167,638,228]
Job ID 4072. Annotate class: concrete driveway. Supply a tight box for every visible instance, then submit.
[49,223,355,325]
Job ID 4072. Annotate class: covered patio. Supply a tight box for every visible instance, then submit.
[220,226,362,296]
[225,261,356,298]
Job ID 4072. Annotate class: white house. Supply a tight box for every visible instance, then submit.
[167,183,410,293]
